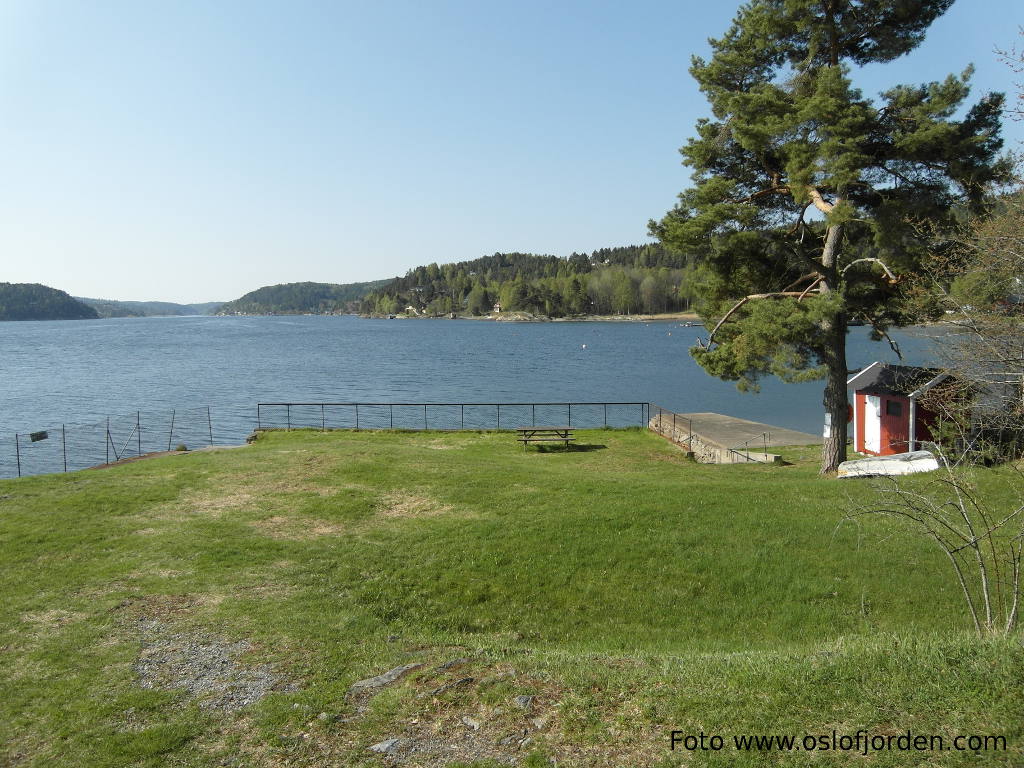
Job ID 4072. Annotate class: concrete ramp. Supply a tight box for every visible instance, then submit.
[649,409,820,464]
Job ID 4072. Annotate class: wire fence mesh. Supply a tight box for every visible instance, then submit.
[254,402,650,432]
[5,405,260,479]
[4,401,650,479]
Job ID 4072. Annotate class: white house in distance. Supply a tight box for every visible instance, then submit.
[847,362,949,456]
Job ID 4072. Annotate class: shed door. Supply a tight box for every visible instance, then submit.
[864,395,882,454]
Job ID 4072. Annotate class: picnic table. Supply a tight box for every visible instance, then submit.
[516,426,575,450]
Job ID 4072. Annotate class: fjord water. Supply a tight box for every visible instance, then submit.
[0,315,939,477]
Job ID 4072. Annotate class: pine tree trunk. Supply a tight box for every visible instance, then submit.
[816,215,848,475]
[820,313,849,474]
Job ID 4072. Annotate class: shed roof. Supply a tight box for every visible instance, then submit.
[846,362,946,397]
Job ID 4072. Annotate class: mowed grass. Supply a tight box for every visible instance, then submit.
[0,429,1021,767]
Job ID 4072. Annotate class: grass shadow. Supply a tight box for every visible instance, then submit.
[530,444,608,453]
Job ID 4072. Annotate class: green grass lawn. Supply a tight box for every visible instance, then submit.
[1,429,1021,767]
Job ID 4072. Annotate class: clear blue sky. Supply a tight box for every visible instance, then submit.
[2,0,1021,303]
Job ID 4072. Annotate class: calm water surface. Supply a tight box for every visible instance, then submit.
[0,315,944,477]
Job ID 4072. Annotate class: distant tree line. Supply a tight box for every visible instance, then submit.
[361,244,700,317]
[0,283,99,321]
[217,280,390,315]
[76,297,224,318]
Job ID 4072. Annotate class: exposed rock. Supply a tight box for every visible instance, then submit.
[514,695,535,711]
[498,729,530,747]
[461,716,481,731]
[349,663,423,693]
[368,738,409,755]
[436,657,471,672]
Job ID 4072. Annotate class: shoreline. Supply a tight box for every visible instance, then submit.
[363,310,702,323]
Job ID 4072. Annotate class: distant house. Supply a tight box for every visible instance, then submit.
[492,301,502,313]
[847,362,949,455]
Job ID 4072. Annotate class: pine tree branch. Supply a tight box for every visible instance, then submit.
[807,187,836,214]
[698,291,814,349]
[857,313,904,358]
[841,258,898,282]
[737,182,791,204]
[797,278,824,300]
[786,203,812,235]
[783,272,823,292]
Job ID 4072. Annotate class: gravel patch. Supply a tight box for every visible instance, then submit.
[133,618,286,711]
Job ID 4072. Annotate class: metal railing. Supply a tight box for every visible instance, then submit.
[255,402,651,432]
[649,403,692,447]
[727,432,772,463]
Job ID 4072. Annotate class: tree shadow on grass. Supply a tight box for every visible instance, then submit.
[531,444,607,453]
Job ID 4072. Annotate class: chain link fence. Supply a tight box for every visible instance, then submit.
[5,402,651,479]
[5,405,259,479]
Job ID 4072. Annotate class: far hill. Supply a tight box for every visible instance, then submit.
[76,297,224,318]
[216,280,391,315]
[0,283,99,321]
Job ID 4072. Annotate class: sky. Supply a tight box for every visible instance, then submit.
[1,1,1022,304]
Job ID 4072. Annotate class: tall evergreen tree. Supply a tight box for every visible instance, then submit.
[651,0,1011,473]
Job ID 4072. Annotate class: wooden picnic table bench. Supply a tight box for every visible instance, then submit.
[516,426,575,450]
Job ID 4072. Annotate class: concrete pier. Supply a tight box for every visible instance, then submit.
[649,409,820,464]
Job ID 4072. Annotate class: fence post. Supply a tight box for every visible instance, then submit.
[207,406,213,446]
[390,404,394,429]
[321,404,325,432]
[355,404,360,431]
[461,404,464,429]
[257,404,262,431]
[604,403,607,427]
[497,404,500,429]
[106,418,110,464]
[137,411,141,456]
[62,424,67,472]
[423,404,427,430]
[568,403,572,427]
[287,404,291,431]
[15,434,21,478]
[167,409,176,451]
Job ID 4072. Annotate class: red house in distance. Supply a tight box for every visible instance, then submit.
[846,362,949,456]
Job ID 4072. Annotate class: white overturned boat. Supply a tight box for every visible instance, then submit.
[837,450,940,478]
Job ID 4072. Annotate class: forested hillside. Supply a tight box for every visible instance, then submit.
[0,283,99,321]
[362,243,699,317]
[217,280,390,315]
[76,298,224,318]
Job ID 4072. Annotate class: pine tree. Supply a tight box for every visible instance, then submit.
[651,0,1011,473]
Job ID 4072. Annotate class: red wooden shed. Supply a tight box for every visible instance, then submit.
[846,362,949,456]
